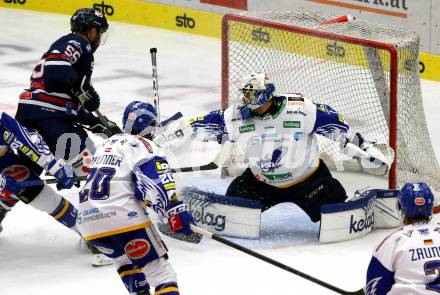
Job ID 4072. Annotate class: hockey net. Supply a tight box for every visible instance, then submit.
[221,10,440,190]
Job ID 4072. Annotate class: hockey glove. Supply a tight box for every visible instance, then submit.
[47,159,78,190]
[90,117,123,137]
[166,201,194,235]
[73,77,100,112]
[0,174,21,195]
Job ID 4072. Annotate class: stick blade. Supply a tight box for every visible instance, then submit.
[157,221,203,244]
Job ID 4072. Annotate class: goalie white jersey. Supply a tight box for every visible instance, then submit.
[224,94,323,187]
[77,134,176,241]
[366,221,440,294]
[191,93,353,188]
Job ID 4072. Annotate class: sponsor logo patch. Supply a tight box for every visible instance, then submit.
[124,239,151,259]
[1,165,30,181]
[239,124,255,133]
[155,160,170,172]
[415,197,426,206]
[283,121,301,128]
[294,132,303,141]
[127,211,138,219]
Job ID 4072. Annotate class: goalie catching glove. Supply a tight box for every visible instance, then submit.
[343,132,394,175]
[166,200,195,235]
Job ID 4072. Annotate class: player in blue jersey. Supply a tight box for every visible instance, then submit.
[365,182,440,295]
[189,73,392,222]
[0,112,77,233]
[77,101,194,294]
[15,8,121,177]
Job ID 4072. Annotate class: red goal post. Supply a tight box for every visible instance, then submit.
[221,10,440,191]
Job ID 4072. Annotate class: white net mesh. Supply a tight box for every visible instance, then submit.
[222,9,440,190]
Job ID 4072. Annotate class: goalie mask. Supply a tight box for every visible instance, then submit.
[122,101,157,137]
[399,182,434,218]
[238,73,275,119]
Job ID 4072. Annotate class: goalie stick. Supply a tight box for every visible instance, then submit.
[191,225,364,295]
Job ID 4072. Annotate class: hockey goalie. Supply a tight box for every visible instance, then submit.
[178,72,397,242]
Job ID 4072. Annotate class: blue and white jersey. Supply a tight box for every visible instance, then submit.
[366,221,440,295]
[77,133,177,240]
[0,112,55,169]
[16,33,94,120]
[190,94,351,187]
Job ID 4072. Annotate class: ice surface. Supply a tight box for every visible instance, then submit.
[0,8,439,295]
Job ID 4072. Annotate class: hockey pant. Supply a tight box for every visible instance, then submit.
[17,118,95,176]
[87,226,179,295]
[226,159,347,222]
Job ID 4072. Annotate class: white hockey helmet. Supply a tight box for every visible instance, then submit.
[238,72,274,110]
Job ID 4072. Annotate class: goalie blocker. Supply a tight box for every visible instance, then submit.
[181,187,401,241]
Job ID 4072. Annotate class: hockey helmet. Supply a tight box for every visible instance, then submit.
[122,101,158,137]
[71,8,109,34]
[71,8,109,52]
[399,182,434,218]
[239,72,275,110]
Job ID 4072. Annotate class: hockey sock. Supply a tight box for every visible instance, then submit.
[154,282,179,295]
[118,264,150,294]
[49,199,77,229]
[28,185,77,229]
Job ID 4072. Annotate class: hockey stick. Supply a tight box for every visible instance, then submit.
[16,155,220,188]
[191,225,364,295]
[150,48,161,126]
[17,177,84,188]
[77,76,123,136]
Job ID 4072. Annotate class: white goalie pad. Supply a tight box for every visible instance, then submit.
[319,189,401,243]
[180,187,262,239]
[373,189,401,228]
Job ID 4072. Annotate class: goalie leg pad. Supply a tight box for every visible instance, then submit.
[183,186,262,239]
[319,189,401,243]
[319,191,376,243]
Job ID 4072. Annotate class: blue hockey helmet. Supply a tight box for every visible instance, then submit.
[122,101,157,136]
[239,72,275,110]
[399,182,434,218]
